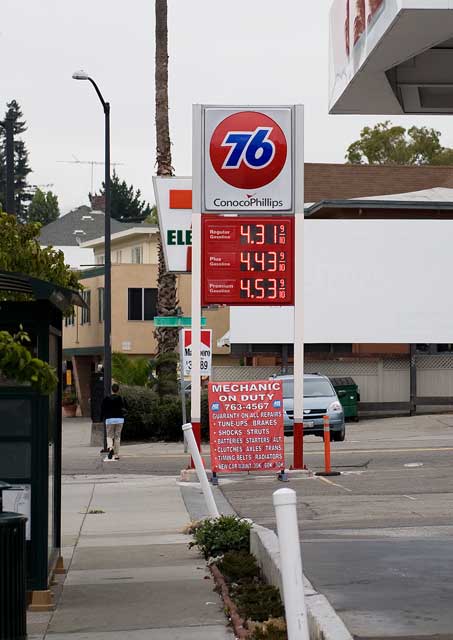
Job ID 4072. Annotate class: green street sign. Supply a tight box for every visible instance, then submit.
[153,316,207,328]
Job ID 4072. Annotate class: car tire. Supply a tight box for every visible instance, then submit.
[334,426,346,442]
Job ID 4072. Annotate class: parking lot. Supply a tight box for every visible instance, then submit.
[219,414,453,639]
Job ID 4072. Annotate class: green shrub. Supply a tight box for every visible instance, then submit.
[112,353,151,387]
[218,551,260,583]
[155,394,184,441]
[232,583,284,623]
[121,386,189,442]
[121,385,159,440]
[191,515,251,559]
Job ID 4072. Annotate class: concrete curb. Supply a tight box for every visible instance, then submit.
[251,524,353,640]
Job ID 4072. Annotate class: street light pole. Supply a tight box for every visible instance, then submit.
[72,71,111,450]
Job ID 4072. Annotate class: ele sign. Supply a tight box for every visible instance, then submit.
[201,106,297,213]
[152,176,192,272]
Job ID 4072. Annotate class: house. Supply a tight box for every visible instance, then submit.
[39,205,142,270]
[61,223,231,416]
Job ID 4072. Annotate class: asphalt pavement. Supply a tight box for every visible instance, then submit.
[61,415,453,638]
[218,414,453,639]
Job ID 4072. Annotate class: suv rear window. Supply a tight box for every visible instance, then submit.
[282,378,335,398]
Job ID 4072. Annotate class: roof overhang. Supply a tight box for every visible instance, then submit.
[306,198,453,219]
[81,226,158,249]
[329,1,453,115]
[0,271,86,312]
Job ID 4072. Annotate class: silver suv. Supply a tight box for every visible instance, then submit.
[273,374,345,441]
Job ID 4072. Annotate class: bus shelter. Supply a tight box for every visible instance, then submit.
[0,271,85,609]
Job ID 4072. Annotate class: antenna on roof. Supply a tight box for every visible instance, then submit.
[56,156,124,193]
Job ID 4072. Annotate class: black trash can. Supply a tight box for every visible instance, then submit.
[0,482,27,640]
[90,371,104,423]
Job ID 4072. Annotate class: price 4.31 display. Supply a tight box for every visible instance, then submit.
[202,216,294,306]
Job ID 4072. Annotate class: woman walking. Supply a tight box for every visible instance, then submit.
[101,383,126,460]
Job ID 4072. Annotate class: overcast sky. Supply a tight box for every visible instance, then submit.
[3,0,453,214]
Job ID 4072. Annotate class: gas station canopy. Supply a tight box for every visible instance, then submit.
[329,1,453,115]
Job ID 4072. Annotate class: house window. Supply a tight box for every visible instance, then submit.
[131,246,143,264]
[64,313,75,327]
[81,290,91,325]
[95,254,105,265]
[128,288,157,321]
[98,287,104,323]
[114,250,122,264]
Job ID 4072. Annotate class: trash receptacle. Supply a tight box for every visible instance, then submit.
[330,377,360,422]
[0,482,27,640]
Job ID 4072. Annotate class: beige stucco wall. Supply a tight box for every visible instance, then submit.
[63,265,231,359]
[111,264,158,354]
[63,272,104,351]
[92,234,159,265]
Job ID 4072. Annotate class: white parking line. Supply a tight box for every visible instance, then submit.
[317,475,353,492]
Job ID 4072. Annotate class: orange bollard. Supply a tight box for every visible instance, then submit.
[315,415,340,477]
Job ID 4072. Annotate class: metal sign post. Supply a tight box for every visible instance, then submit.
[192,103,304,473]
[190,105,203,467]
[293,106,305,469]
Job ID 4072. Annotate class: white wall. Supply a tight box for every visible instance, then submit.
[230,220,453,344]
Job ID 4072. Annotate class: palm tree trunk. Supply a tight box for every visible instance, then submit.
[154,0,178,394]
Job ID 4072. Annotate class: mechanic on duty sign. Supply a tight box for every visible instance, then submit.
[208,379,285,473]
[202,106,295,213]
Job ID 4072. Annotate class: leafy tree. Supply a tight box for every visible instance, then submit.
[0,327,58,394]
[0,213,80,296]
[112,352,151,386]
[93,171,152,222]
[145,205,158,225]
[27,188,60,226]
[154,0,178,395]
[0,100,32,220]
[346,121,453,165]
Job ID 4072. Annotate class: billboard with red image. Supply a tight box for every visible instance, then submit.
[209,380,285,474]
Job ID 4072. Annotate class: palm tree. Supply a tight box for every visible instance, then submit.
[154,0,178,394]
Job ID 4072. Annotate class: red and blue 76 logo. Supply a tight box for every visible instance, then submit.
[210,111,287,190]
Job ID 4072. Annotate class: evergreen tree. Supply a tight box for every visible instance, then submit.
[27,188,60,226]
[0,101,32,220]
[93,171,152,222]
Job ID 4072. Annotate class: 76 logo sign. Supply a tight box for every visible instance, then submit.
[222,127,275,170]
[209,111,288,190]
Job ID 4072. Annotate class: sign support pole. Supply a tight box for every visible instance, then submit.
[293,106,305,470]
[179,328,188,453]
[190,105,203,468]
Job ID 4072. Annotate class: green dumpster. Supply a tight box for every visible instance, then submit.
[330,377,360,422]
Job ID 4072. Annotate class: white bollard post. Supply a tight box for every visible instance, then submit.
[273,488,309,640]
[182,423,219,519]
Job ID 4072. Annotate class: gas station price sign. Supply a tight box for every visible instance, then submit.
[202,216,294,305]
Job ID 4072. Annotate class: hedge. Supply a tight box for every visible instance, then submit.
[120,385,210,442]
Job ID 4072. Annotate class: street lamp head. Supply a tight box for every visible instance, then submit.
[72,70,90,81]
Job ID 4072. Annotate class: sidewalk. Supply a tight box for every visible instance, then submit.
[28,422,233,640]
